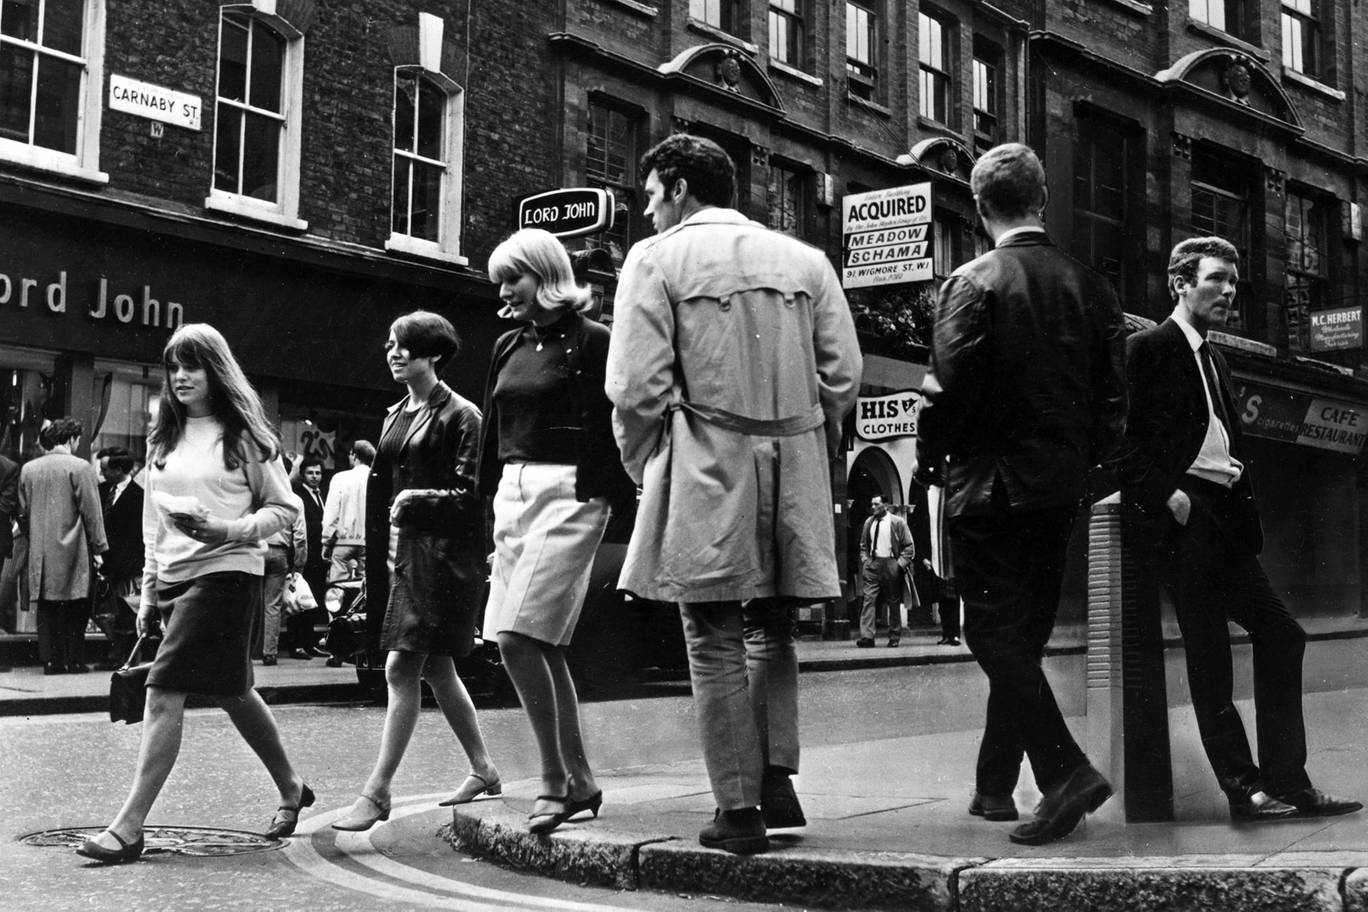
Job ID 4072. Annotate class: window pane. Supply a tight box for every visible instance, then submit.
[219,15,248,104]
[0,0,37,41]
[394,73,416,153]
[919,15,942,69]
[416,78,444,162]
[392,156,411,235]
[43,0,84,54]
[409,160,442,242]
[248,22,283,113]
[0,42,32,143]
[32,53,78,153]
[241,110,280,202]
[213,103,242,192]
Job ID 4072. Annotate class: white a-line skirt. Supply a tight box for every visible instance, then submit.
[485,462,610,646]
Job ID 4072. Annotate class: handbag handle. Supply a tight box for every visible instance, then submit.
[121,634,154,671]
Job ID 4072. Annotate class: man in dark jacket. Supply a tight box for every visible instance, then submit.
[95,447,144,665]
[914,142,1127,846]
[1108,235,1360,822]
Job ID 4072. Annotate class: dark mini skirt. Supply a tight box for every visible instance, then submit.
[146,571,260,696]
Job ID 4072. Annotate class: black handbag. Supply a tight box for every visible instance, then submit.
[109,635,156,725]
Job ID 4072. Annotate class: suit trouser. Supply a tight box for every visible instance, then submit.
[1164,483,1310,798]
[37,597,90,666]
[258,545,290,657]
[679,598,800,810]
[951,504,1086,797]
[860,557,902,639]
[328,544,365,583]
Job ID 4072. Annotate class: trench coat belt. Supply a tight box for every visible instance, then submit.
[668,397,825,437]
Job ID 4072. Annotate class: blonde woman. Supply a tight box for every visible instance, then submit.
[478,229,635,834]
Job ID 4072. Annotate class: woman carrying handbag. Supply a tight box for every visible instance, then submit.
[78,323,311,865]
[332,310,500,831]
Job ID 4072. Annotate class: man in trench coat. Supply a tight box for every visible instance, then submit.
[19,417,107,673]
[606,133,861,855]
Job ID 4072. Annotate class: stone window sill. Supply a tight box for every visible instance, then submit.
[385,233,469,265]
[1096,0,1151,15]
[848,92,890,117]
[1185,20,1270,62]
[601,0,657,18]
[204,192,308,231]
[769,59,822,88]
[1282,67,1346,102]
[686,19,758,55]
[0,142,108,185]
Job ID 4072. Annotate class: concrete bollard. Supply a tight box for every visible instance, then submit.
[1086,494,1127,823]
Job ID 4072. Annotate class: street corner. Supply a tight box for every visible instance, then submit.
[442,801,678,891]
[637,841,983,911]
[955,857,1348,912]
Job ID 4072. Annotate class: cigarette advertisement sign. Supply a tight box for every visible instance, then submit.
[855,390,921,441]
[1234,380,1367,455]
[841,183,933,289]
[1308,306,1363,353]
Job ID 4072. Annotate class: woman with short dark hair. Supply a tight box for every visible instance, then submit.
[332,309,500,831]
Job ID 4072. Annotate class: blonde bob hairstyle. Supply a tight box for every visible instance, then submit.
[488,228,591,315]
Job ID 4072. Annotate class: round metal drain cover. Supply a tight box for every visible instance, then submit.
[21,826,284,857]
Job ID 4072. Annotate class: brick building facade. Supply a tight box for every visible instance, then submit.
[2,0,1367,631]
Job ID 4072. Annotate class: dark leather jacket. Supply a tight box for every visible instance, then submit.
[915,232,1128,517]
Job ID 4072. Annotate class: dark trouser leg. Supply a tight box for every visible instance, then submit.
[1167,501,1264,798]
[743,599,799,774]
[954,506,1085,796]
[36,600,58,664]
[940,597,961,639]
[69,596,91,665]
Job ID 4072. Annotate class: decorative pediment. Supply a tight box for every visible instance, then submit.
[658,44,784,113]
[1155,49,1301,130]
[907,137,974,182]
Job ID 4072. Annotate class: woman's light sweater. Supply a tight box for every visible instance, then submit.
[140,415,298,611]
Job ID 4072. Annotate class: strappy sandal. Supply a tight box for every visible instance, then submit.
[331,793,392,832]
[265,783,316,839]
[527,794,570,835]
[439,772,503,806]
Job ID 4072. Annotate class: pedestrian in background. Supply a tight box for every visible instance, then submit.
[914,142,1125,846]
[258,491,306,666]
[333,310,499,832]
[478,228,635,834]
[322,439,373,583]
[607,134,862,854]
[288,455,329,658]
[857,495,915,648]
[77,323,309,865]
[19,417,107,675]
[94,446,145,668]
[0,451,19,621]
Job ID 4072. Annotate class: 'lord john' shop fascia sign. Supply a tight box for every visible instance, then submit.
[0,268,186,330]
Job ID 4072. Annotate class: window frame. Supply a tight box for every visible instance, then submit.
[917,11,952,124]
[385,66,465,263]
[1284,186,1330,351]
[690,0,745,36]
[971,37,1002,154]
[845,0,878,101]
[1190,150,1257,334]
[205,4,306,230]
[584,98,640,265]
[1280,0,1321,77]
[766,157,809,238]
[768,0,804,69]
[0,0,107,183]
[1189,0,1255,42]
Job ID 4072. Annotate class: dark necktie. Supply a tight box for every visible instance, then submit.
[1198,341,1231,434]
[102,485,117,514]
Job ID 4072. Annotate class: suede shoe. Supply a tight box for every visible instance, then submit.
[760,768,806,829]
[1009,762,1112,846]
[1274,788,1362,818]
[1228,790,1298,822]
[968,791,1019,822]
[855,638,875,648]
[699,808,769,855]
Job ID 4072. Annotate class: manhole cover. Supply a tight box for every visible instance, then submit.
[20,826,285,857]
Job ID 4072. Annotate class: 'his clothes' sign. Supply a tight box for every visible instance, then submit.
[855,391,921,441]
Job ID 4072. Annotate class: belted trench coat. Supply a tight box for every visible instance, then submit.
[606,209,862,603]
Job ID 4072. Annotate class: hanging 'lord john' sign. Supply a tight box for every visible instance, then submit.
[517,188,615,238]
[855,390,921,441]
[841,183,933,289]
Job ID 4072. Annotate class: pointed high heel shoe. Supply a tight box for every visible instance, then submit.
[331,794,391,832]
[266,783,316,839]
[565,789,603,820]
[76,830,144,865]
[438,772,503,807]
[527,795,570,835]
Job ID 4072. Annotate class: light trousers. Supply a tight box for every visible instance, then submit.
[679,598,799,810]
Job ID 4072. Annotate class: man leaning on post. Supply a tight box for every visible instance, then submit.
[1107,235,1361,822]
[606,133,861,855]
[913,142,1126,846]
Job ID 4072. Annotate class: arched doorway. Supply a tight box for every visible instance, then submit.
[846,446,903,611]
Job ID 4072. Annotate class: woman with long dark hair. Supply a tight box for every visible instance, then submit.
[479,229,635,834]
[77,323,309,864]
[332,310,500,831]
